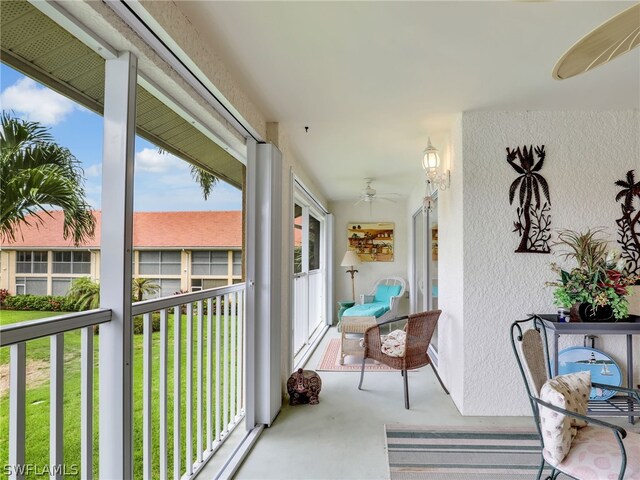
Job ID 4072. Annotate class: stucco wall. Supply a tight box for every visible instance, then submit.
[460,110,640,416]
[330,199,410,324]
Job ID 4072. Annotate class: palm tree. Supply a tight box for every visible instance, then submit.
[68,277,100,311]
[507,145,550,252]
[132,277,160,302]
[190,164,219,200]
[0,112,96,245]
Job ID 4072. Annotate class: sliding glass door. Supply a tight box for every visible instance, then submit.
[292,193,326,359]
[412,196,438,354]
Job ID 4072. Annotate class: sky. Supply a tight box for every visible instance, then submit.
[0,63,242,212]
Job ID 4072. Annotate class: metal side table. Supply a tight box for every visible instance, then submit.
[536,314,640,424]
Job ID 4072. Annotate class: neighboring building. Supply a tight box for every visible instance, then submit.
[0,210,243,299]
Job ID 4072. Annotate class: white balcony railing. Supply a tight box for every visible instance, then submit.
[0,283,246,479]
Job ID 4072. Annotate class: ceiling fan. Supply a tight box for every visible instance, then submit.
[354,178,399,206]
[552,3,640,80]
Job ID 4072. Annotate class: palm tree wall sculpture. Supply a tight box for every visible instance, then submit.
[615,169,640,282]
[506,145,551,254]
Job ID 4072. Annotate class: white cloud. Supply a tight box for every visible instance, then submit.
[134,148,184,173]
[84,164,102,178]
[0,77,76,125]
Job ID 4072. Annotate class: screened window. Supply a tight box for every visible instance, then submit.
[16,251,48,274]
[191,251,228,276]
[52,277,72,296]
[52,251,91,274]
[15,276,47,295]
[139,251,181,275]
[146,278,181,299]
[232,251,242,276]
[191,278,228,291]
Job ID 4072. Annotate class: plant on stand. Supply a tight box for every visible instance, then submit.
[547,229,639,321]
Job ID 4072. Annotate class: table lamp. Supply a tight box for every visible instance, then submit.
[340,250,361,301]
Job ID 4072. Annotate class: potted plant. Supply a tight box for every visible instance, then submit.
[547,229,639,321]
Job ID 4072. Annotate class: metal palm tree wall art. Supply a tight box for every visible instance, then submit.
[615,170,640,282]
[506,145,551,254]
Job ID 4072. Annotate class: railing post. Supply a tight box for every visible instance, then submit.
[99,50,137,479]
[50,334,64,480]
[9,343,26,480]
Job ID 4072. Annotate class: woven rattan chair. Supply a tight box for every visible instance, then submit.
[510,316,640,480]
[358,310,449,409]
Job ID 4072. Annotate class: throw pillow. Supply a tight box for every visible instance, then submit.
[381,329,406,357]
[539,371,591,464]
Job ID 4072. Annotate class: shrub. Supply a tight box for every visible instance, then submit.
[94,312,161,335]
[0,288,9,307]
[4,294,78,312]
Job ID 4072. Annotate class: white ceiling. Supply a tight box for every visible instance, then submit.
[176,1,640,202]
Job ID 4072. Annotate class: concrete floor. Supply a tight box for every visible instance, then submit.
[233,327,534,480]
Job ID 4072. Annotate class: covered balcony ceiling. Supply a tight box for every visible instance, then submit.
[176,1,640,202]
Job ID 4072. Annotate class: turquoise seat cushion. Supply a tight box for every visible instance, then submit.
[373,284,402,304]
[343,302,389,318]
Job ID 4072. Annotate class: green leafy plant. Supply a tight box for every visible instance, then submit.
[0,112,96,245]
[547,228,639,320]
[67,276,100,310]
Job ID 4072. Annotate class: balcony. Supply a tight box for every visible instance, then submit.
[1,284,246,479]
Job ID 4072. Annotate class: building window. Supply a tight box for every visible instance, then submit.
[52,277,72,296]
[191,251,228,276]
[147,278,181,299]
[52,251,91,274]
[15,276,47,295]
[139,251,181,275]
[16,251,48,274]
[232,251,242,276]
[192,278,228,291]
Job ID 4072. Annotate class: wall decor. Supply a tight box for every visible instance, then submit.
[506,145,551,254]
[615,169,640,283]
[347,222,394,262]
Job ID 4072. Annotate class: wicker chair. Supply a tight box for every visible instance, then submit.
[510,316,640,480]
[358,310,449,409]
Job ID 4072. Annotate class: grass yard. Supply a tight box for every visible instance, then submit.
[0,309,241,479]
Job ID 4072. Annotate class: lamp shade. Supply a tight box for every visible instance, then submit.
[422,137,440,171]
[340,250,361,267]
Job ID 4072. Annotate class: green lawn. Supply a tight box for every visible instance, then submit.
[0,309,240,479]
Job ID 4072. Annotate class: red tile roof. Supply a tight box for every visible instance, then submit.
[1,210,242,249]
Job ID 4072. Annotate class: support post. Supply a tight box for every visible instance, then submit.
[99,51,137,479]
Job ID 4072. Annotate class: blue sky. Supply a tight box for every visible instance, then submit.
[0,63,242,212]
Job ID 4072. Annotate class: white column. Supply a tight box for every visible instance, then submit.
[98,51,137,479]
[246,142,283,426]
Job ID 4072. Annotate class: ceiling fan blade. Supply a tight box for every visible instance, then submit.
[552,4,640,80]
[377,197,397,204]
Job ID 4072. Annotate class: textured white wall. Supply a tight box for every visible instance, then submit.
[330,199,410,324]
[460,110,640,416]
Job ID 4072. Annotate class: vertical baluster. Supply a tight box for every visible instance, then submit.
[81,327,93,480]
[159,309,168,480]
[215,296,221,441]
[173,306,181,480]
[9,343,26,480]
[185,302,193,475]
[206,298,213,451]
[229,293,237,423]
[237,290,244,415]
[223,294,230,434]
[143,313,152,479]
[196,300,203,463]
[50,334,64,480]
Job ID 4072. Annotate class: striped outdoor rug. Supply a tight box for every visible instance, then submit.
[385,425,552,479]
